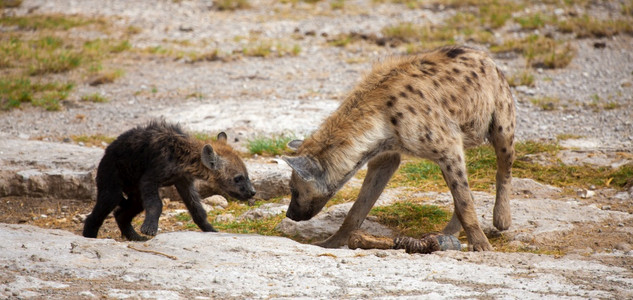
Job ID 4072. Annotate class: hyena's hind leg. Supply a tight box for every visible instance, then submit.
[489,110,516,231]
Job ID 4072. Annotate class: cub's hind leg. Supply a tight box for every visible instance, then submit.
[114,189,147,241]
[83,184,124,238]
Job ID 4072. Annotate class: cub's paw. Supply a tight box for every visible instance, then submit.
[140,223,159,236]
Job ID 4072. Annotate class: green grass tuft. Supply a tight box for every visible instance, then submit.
[247,135,295,156]
[370,202,451,238]
[0,77,73,110]
[0,14,100,30]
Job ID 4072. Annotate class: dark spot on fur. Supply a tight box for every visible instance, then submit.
[416,89,424,99]
[406,84,414,93]
[445,47,465,59]
[502,147,507,153]
[391,117,398,126]
[480,66,486,75]
[471,71,478,79]
[448,108,455,115]
[386,100,393,107]
[498,126,503,132]
[433,80,440,88]
[459,56,470,61]
[450,95,457,103]
[420,59,436,66]
[451,182,458,189]
[465,75,472,85]
[446,165,452,172]
[400,91,407,98]
[425,132,432,141]
[442,75,454,84]
[463,181,469,187]
[452,68,461,74]
[407,105,417,115]
[432,149,438,154]
[397,112,403,118]
[457,170,464,177]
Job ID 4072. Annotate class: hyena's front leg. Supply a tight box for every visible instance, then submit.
[437,145,492,251]
[316,152,401,248]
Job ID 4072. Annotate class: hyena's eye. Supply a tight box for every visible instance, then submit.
[233,175,245,183]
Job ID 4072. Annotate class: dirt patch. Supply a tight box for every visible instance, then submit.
[0,196,202,242]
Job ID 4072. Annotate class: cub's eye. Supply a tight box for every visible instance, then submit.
[233,175,245,183]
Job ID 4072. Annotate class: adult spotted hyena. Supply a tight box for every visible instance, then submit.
[283,46,515,251]
[83,120,256,240]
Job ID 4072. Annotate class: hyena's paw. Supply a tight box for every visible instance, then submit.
[140,222,159,236]
[314,234,348,249]
[469,240,493,252]
[493,202,512,231]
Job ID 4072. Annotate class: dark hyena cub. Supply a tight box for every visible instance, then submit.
[83,120,256,240]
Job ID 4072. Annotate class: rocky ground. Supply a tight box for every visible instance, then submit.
[1,0,633,298]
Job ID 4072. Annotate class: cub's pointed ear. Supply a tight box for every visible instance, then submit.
[281,155,321,182]
[216,132,228,142]
[286,139,303,151]
[201,144,220,170]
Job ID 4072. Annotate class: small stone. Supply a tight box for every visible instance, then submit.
[215,214,235,223]
[615,242,631,252]
[602,205,611,210]
[577,189,595,199]
[203,195,228,208]
[374,251,388,258]
[201,203,214,213]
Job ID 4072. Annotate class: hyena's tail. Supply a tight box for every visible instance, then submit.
[82,158,125,238]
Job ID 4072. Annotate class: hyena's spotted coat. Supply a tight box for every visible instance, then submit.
[283,46,515,251]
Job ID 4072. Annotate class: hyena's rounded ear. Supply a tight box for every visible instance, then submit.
[281,155,321,182]
[217,132,228,142]
[201,144,220,170]
[286,139,303,151]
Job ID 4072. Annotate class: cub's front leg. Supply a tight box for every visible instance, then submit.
[175,179,216,232]
[316,153,401,248]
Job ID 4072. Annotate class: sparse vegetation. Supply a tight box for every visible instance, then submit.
[215,0,251,11]
[530,96,560,111]
[556,134,584,141]
[507,70,535,87]
[0,14,103,30]
[557,14,633,38]
[491,35,576,69]
[70,134,115,147]
[390,141,630,196]
[81,93,108,103]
